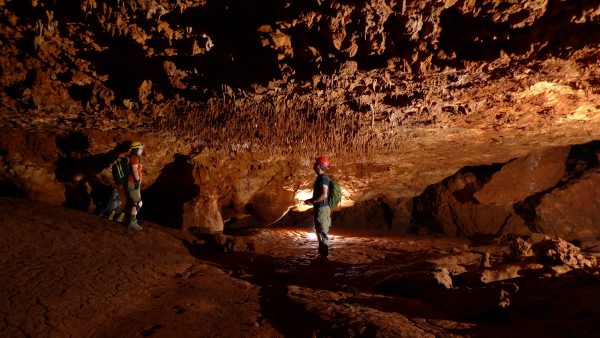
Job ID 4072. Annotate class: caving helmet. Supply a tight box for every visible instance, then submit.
[130,141,144,154]
[130,141,144,150]
[315,156,330,170]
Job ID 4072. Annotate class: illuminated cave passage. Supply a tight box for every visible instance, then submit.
[1,0,599,337]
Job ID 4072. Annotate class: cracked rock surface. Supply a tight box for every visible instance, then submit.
[1,197,600,337]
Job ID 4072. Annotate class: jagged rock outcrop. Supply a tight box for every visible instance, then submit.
[509,237,534,257]
[533,238,597,268]
[536,168,600,240]
[412,141,600,240]
[0,0,598,153]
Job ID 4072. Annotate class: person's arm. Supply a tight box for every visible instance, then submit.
[131,164,140,181]
[131,163,140,188]
[313,183,329,203]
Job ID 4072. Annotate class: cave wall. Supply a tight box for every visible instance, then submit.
[1,127,599,238]
[0,128,308,232]
[412,141,600,241]
[0,1,599,236]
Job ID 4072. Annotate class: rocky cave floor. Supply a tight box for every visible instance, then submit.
[1,197,600,338]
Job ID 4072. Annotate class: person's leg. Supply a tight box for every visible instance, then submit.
[114,186,127,222]
[127,187,142,230]
[106,188,120,219]
[315,206,331,258]
[313,210,325,256]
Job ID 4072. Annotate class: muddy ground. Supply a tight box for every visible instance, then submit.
[1,197,599,337]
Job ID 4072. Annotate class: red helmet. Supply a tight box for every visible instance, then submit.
[315,156,330,169]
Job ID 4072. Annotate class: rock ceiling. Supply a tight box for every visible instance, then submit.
[0,0,599,231]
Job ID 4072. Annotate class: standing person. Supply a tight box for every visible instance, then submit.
[127,141,144,230]
[304,156,331,261]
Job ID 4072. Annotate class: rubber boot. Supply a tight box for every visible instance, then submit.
[127,218,142,230]
[116,212,126,223]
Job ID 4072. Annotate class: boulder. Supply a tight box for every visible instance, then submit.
[535,169,600,241]
[474,147,569,205]
[412,168,529,236]
[509,238,534,257]
[412,144,599,240]
[331,197,413,233]
[532,238,597,268]
[247,186,295,226]
[184,195,224,233]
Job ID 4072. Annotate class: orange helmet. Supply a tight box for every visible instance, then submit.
[315,156,330,169]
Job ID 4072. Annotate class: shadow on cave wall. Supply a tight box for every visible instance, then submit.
[139,154,200,229]
[410,163,506,234]
[54,131,130,212]
[0,179,28,199]
[0,147,27,199]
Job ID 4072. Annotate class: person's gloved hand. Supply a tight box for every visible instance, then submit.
[134,181,140,190]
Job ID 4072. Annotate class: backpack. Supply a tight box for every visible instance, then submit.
[100,188,121,217]
[328,179,342,209]
[111,156,130,185]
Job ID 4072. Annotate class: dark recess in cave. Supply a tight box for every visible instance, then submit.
[4,70,36,107]
[438,7,510,62]
[55,131,90,155]
[0,179,28,199]
[55,133,131,211]
[438,2,600,68]
[82,37,170,102]
[67,84,94,106]
[157,0,284,90]
[89,181,118,216]
[140,154,200,228]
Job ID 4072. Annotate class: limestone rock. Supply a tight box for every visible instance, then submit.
[412,169,517,236]
[475,147,569,205]
[186,195,224,233]
[457,263,543,286]
[528,232,550,245]
[532,238,597,268]
[535,169,600,241]
[509,238,534,258]
[479,252,492,268]
[247,186,295,226]
[412,144,599,240]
